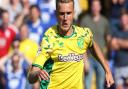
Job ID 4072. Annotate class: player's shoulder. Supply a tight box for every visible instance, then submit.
[73,25,92,35]
[44,25,58,36]
[74,25,91,31]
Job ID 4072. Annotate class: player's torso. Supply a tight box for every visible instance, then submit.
[41,25,92,89]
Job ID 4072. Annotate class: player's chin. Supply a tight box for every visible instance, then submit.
[61,26,70,31]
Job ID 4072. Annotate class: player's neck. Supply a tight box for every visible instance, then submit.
[58,26,73,37]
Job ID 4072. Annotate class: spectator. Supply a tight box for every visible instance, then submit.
[110,10,128,89]
[4,39,30,89]
[8,39,29,70]
[18,23,38,64]
[4,52,27,89]
[109,0,128,31]
[38,0,57,29]
[80,0,110,89]
[0,10,18,71]
[7,0,22,23]
[27,5,49,44]
[13,0,30,28]
[21,0,30,15]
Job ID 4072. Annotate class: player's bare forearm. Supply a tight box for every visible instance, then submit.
[89,41,110,73]
[83,53,90,74]
[27,66,40,84]
[28,66,50,84]
[89,41,114,87]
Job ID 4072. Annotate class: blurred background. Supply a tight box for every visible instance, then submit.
[0,0,128,89]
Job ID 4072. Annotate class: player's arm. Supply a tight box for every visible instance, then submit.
[28,35,50,84]
[28,66,49,84]
[83,53,90,74]
[89,41,114,88]
[27,51,50,84]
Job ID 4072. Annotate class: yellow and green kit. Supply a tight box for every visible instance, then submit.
[32,25,93,89]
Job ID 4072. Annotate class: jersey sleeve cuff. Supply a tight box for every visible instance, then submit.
[32,64,43,69]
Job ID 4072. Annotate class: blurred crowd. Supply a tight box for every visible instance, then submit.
[0,0,128,89]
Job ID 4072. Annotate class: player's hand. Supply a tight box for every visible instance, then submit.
[105,71,114,88]
[83,53,90,74]
[38,70,50,80]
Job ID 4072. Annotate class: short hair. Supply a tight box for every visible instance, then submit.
[56,0,74,10]
[30,5,40,12]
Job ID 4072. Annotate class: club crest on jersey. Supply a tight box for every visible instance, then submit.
[58,53,83,62]
[77,37,84,49]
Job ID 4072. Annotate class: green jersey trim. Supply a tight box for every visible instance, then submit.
[32,58,54,89]
[56,25,75,38]
[32,64,43,69]
[63,29,74,38]
[40,58,54,89]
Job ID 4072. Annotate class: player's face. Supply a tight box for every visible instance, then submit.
[56,2,74,33]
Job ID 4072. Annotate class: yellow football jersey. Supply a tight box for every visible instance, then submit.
[32,25,93,89]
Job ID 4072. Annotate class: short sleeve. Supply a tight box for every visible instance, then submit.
[84,28,93,48]
[32,35,51,69]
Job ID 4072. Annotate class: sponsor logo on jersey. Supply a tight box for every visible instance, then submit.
[58,53,83,62]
